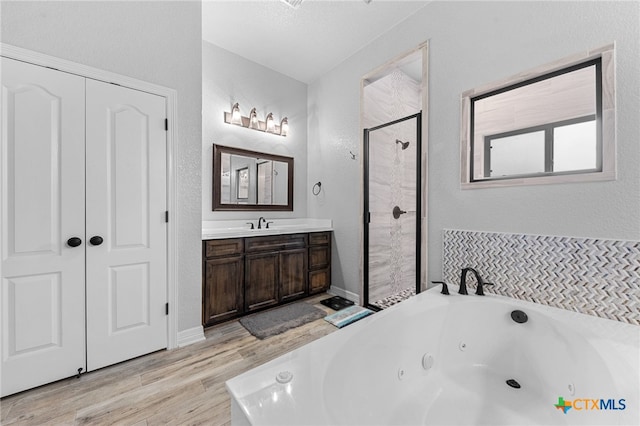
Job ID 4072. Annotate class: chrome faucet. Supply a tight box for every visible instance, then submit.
[257,217,266,229]
[460,267,492,296]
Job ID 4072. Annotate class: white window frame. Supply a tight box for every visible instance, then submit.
[460,43,615,189]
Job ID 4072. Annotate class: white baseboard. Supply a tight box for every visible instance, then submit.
[327,286,361,305]
[177,326,205,347]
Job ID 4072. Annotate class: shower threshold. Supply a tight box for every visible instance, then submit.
[372,287,416,309]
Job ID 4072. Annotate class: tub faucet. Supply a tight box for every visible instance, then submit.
[460,267,492,296]
[431,281,450,295]
[257,217,266,229]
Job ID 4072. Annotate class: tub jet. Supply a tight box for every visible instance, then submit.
[506,379,521,389]
[510,310,528,323]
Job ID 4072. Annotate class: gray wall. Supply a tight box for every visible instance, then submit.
[202,41,308,221]
[3,0,637,325]
[1,1,203,333]
[308,1,640,296]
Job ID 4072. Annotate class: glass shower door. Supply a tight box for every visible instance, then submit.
[364,113,421,310]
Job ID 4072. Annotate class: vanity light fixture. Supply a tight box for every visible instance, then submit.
[223,103,289,137]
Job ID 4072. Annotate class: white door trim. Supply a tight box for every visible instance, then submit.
[0,43,179,350]
[359,41,430,304]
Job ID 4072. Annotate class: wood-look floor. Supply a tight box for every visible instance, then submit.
[0,294,337,425]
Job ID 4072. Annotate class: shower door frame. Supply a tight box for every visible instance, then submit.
[363,112,422,310]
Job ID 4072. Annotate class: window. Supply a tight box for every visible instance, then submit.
[461,44,615,188]
[485,115,597,178]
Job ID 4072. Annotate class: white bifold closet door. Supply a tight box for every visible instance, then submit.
[1,57,167,397]
[84,79,167,371]
[1,57,87,397]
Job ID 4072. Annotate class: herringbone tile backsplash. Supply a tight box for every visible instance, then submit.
[442,229,640,325]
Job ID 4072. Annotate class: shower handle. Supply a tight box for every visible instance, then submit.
[392,206,407,219]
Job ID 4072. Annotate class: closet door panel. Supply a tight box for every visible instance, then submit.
[85,79,167,371]
[0,57,86,397]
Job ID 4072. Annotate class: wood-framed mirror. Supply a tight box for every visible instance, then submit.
[212,144,294,211]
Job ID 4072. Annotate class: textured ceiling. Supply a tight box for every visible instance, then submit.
[202,0,430,84]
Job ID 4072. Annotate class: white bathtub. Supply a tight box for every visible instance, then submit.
[226,286,639,425]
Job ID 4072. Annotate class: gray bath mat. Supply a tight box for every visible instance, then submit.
[239,302,326,340]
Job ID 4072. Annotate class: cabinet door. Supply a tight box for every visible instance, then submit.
[309,269,331,294]
[245,252,279,312]
[1,58,86,397]
[279,248,308,303]
[203,256,244,326]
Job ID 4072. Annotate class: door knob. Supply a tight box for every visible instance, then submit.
[89,236,104,246]
[67,237,82,247]
[392,206,407,219]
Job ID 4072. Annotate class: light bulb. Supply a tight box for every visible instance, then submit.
[265,113,275,133]
[230,103,242,125]
[249,108,259,129]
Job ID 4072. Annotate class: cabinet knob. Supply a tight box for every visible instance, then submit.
[89,236,104,246]
[67,237,82,247]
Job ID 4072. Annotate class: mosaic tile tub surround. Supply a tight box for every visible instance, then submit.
[442,229,640,325]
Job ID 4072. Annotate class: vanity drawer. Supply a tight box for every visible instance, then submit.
[309,232,331,246]
[309,246,330,269]
[204,238,244,258]
[245,234,308,253]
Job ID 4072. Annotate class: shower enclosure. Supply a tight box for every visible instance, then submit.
[363,112,421,310]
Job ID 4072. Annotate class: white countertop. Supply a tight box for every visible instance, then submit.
[202,218,332,240]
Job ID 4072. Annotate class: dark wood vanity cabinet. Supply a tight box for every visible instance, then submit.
[244,234,308,312]
[202,239,244,327]
[308,232,331,294]
[279,248,308,303]
[203,232,330,326]
[244,251,279,312]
